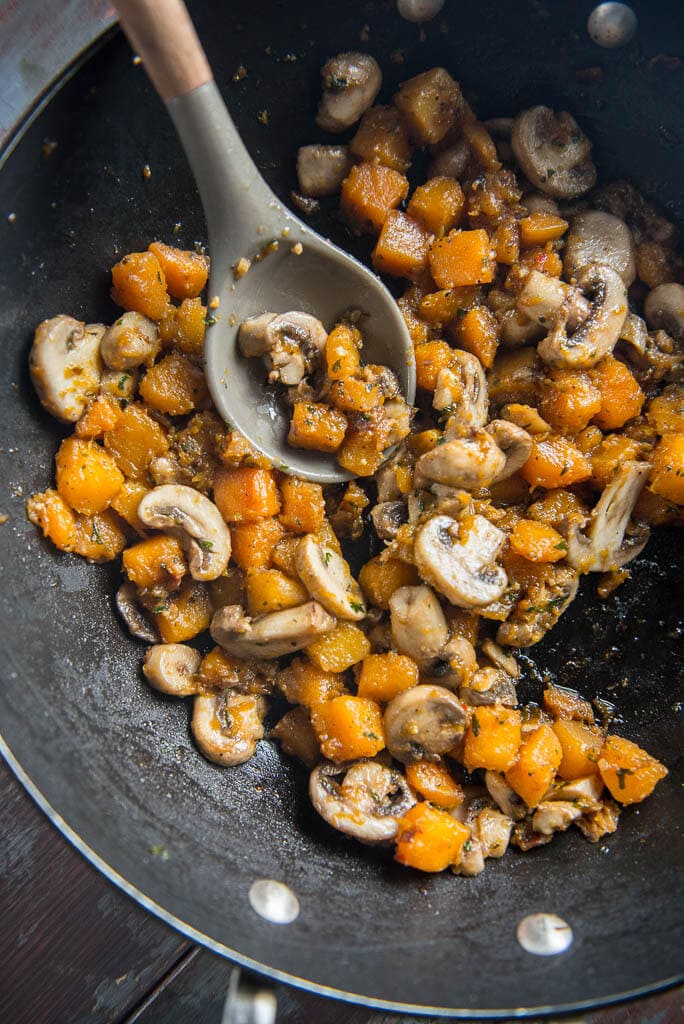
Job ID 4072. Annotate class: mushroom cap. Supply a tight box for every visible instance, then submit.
[389,585,449,669]
[538,262,628,369]
[309,760,415,844]
[211,601,335,659]
[191,691,265,767]
[296,534,366,620]
[485,419,533,482]
[415,430,506,490]
[563,210,636,286]
[644,282,684,342]
[414,514,508,608]
[383,684,468,763]
[566,460,650,573]
[316,52,382,132]
[29,316,103,422]
[137,484,231,581]
[115,582,160,643]
[100,311,161,370]
[142,643,201,696]
[512,106,596,199]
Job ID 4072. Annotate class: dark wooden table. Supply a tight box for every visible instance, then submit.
[0,757,680,1024]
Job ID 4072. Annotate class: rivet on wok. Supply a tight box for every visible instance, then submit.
[587,2,637,48]
[516,913,573,956]
[248,879,300,924]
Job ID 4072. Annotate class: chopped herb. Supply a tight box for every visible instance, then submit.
[90,521,103,545]
[363,730,378,740]
[332,359,341,372]
[554,540,569,551]
[472,714,480,736]
[326,74,348,93]
[560,462,570,475]
[156,271,163,283]
[149,844,169,860]
[616,767,633,790]
[463,839,473,852]
[225,420,233,432]
[118,398,129,410]
[203,313,218,326]
[152,602,169,614]
[368,788,382,803]
[199,539,214,551]
[546,168,556,178]
[324,551,332,565]
[118,373,130,390]
[349,600,364,613]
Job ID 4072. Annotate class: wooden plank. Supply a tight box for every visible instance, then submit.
[0,757,191,1024]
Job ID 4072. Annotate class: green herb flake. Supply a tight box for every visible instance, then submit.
[349,600,364,613]
[616,767,633,790]
[332,359,342,372]
[199,539,214,551]
[324,551,332,566]
[203,313,218,326]
[153,601,169,614]
[554,540,569,552]
[326,74,348,93]
[471,714,480,737]
[90,521,103,545]
[118,373,130,390]
[149,843,170,860]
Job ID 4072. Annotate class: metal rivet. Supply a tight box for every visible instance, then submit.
[397,0,445,23]
[248,879,300,924]
[588,3,637,48]
[517,913,573,956]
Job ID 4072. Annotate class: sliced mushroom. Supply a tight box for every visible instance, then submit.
[296,144,354,197]
[485,419,533,482]
[532,801,583,835]
[575,798,620,843]
[500,309,545,347]
[414,514,508,608]
[426,636,478,691]
[296,534,366,621]
[100,366,139,403]
[427,138,470,179]
[211,602,335,659]
[518,269,591,331]
[316,52,382,133]
[644,283,684,343]
[497,570,579,647]
[149,455,191,487]
[459,667,518,708]
[481,639,520,678]
[137,484,231,581]
[389,585,449,671]
[383,398,412,447]
[115,582,160,643]
[384,684,467,763]
[476,805,514,859]
[191,691,266,766]
[454,836,485,877]
[523,192,561,216]
[29,316,103,421]
[563,210,636,286]
[415,431,506,490]
[484,770,527,820]
[142,643,202,696]
[566,461,650,573]
[538,263,628,369]
[100,311,161,370]
[550,774,604,810]
[310,760,415,843]
[593,179,679,247]
[436,350,489,433]
[397,0,445,23]
[511,106,596,199]
[371,500,408,541]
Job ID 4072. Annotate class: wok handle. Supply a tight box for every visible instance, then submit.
[112,0,212,101]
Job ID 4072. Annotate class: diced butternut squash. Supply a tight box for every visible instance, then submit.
[122,534,187,589]
[151,579,212,642]
[415,339,456,391]
[599,735,668,805]
[72,509,127,562]
[519,212,569,247]
[461,119,500,171]
[398,293,431,346]
[271,707,320,768]
[492,220,520,266]
[634,487,681,526]
[521,436,592,489]
[199,647,246,691]
[553,719,604,780]
[311,695,385,762]
[138,351,207,416]
[589,356,645,430]
[509,519,568,563]
[110,479,148,529]
[646,386,684,435]
[358,555,420,610]
[340,162,409,234]
[405,761,464,809]
[279,476,326,533]
[429,229,495,288]
[148,241,209,299]
[488,347,539,407]
[356,652,419,703]
[104,402,169,480]
[649,433,684,505]
[111,251,168,320]
[174,297,207,356]
[462,706,522,773]
[306,622,371,672]
[372,211,430,278]
[453,305,498,369]
[26,488,77,552]
[75,396,121,438]
[418,287,479,326]
[408,429,442,456]
[538,369,603,434]
[213,466,280,523]
[276,656,348,707]
[245,568,309,615]
[55,437,124,515]
[408,177,464,237]
[349,105,412,172]
[271,534,302,578]
[329,377,381,414]
[393,68,463,145]
[288,401,348,453]
[590,434,644,489]
[336,413,389,477]
[395,802,470,872]
[230,517,284,570]
[218,430,271,470]
[326,323,361,380]
[505,724,562,808]
[208,568,246,610]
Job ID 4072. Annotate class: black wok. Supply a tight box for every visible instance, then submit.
[0,0,682,1016]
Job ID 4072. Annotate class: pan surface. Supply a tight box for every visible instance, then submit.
[0,0,682,1016]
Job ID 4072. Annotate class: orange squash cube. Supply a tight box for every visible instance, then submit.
[649,433,684,505]
[151,579,212,643]
[589,356,645,430]
[505,724,562,808]
[418,287,479,326]
[73,509,127,562]
[393,68,463,146]
[509,519,568,563]
[276,657,348,707]
[55,436,124,515]
[453,305,499,369]
[395,802,470,872]
[553,719,604,780]
[598,734,668,805]
[230,516,284,570]
[111,251,168,320]
[138,351,208,416]
[104,402,169,480]
[408,176,464,237]
[340,162,409,234]
[405,761,464,809]
[356,652,419,703]
[148,241,209,299]
[245,568,309,615]
[174,297,207,356]
[110,479,148,529]
[213,466,281,523]
[288,402,348,453]
[462,706,522,773]
[311,695,385,762]
[75,396,121,439]
[372,211,430,278]
[122,534,187,589]
[414,339,456,391]
[271,707,320,767]
[519,212,569,247]
[325,323,361,380]
[538,369,603,434]
[329,377,381,413]
[279,476,325,533]
[429,229,495,288]
[521,436,592,489]
[349,105,412,172]
[26,488,77,552]
[306,622,371,672]
[358,555,420,610]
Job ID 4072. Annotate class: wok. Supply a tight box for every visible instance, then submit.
[0,0,682,1017]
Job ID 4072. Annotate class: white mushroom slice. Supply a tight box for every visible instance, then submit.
[524,192,561,216]
[296,534,366,621]
[538,263,628,369]
[191,691,266,766]
[427,138,470,179]
[415,431,506,490]
[532,801,583,835]
[142,643,202,696]
[371,500,407,541]
[316,52,382,133]
[238,310,328,387]
[414,514,507,608]
[484,770,527,820]
[619,312,649,356]
[237,312,278,356]
[137,485,231,581]
[511,106,596,199]
[435,350,488,433]
[389,585,449,670]
[459,667,518,708]
[115,582,160,643]
[296,144,353,197]
[518,270,591,331]
[100,366,139,402]
[566,461,650,573]
[549,774,604,810]
[29,316,103,422]
[481,639,520,678]
[476,806,514,858]
[500,309,545,347]
[100,311,161,370]
[397,0,445,23]
[427,636,478,691]
[644,282,684,343]
[383,398,412,447]
[384,684,468,763]
[309,760,415,844]
[563,211,636,286]
[149,455,189,486]
[454,835,485,877]
[485,419,533,482]
[211,602,335,659]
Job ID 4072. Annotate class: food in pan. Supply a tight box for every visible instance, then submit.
[27,60,680,875]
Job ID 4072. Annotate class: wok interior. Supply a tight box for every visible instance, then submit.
[0,0,682,1014]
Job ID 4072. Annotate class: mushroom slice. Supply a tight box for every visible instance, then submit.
[309,760,415,844]
[538,263,628,369]
[484,771,527,821]
[316,52,382,133]
[549,774,604,810]
[371,500,408,541]
[137,484,231,581]
[563,210,636,286]
[100,311,161,370]
[191,690,266,767]
[414,431,506,490]
[142,643,202,696]
[389,585,449,671]
[296,534,366,621]
[566,461,650,573]
[238,310,328,387]
[436,350,489,433]
[414,514,508,608]
[532,801,583,836]
[426,636,478,691]
[296,144,353,197]
[115,582,160,643]
[460,667,517,708]
[481,639,520,678]
[511,106,596,199]
[476,806,514,859]
[211,602,335,659]
[29,316,103,422]
[517,270,590,331]
[644,282,684,343]
[485,419,533,482]
[100,366,139,403]
[454,836,485,877]
[384,684,468,764]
